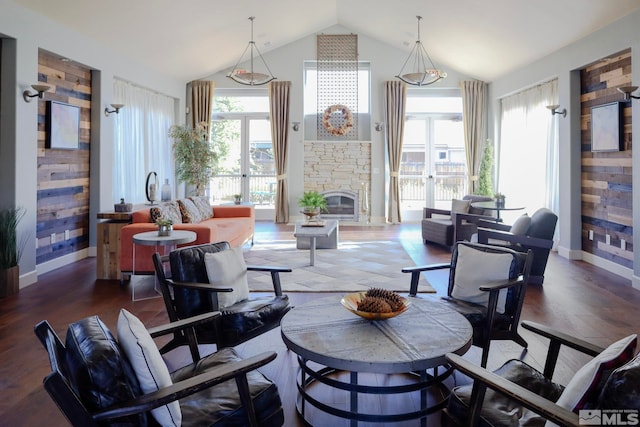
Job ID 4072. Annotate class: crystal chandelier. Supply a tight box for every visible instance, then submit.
[227,16,276,86]
[396,16,447,86]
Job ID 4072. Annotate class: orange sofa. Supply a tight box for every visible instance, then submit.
[120,203,254,277]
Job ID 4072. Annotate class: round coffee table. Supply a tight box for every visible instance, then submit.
[131,230,196,301]
[280,295,473,426]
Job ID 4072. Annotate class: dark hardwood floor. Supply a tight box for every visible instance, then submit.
[1,222,638,426]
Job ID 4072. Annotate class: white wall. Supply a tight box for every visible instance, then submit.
[203,24,473,223]
[0,0,185,286]
[490,9,640,287]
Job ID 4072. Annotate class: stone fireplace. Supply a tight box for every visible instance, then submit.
[321,190,359,222]
[303,141,371,223]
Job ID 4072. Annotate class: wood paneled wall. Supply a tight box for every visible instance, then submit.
[36,50,91,264]
[580,49,633,268]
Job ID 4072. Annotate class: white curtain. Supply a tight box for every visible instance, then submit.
[112,80,175,204]
[498,79,559,226]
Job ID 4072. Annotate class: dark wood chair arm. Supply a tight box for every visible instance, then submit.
[166,278,233,293]
[247,265,292,273]
[453,213,501,242]
[477,229,553,250]
[478,276,524,292]
[147,312,221,338]
[402,263,451,274]
[453,212,496,224]
[444,353,580,427]
[521,321,603,379]
[402,263,451,296]
[92,351,277,421]
[423,207,452,219]
[522,321,604,357]
[246,265,291,297]
[475,219,511,231]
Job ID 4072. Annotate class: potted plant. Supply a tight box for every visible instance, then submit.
[155,218,173,236]
[298,191,328,222]
[233,194,242,204]
[0,207,26,297]
[169,123,219,197]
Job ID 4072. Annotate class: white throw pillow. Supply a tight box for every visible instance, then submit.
[553,334,637,413]
[510,214,531,236]
[451,244,514,313]
[204,247,249,309]
[451,199,471,214]
[117,309,181,427]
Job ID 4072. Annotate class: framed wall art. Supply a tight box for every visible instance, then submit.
[591,101,622,152]
[46,100,80,150]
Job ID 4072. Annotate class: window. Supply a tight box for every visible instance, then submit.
[303,61,371,140]
[112,80,175,204]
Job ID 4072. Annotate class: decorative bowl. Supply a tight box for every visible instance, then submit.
[341,291,411,320]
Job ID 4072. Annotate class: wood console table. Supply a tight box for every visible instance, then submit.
[96,211,133,280]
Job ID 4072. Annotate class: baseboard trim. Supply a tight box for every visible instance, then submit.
[36,249,90,277]
[581,251,632,282]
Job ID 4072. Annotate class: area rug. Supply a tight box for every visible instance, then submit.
[243,240,435,293]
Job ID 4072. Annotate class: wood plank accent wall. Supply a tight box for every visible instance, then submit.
[580,49,633,268]
[36,50,91,264]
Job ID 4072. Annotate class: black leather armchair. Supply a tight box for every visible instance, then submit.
[34,312,284,427]
[477,207,558,285]
[403,242,533,368]
[443,321,640,426]
[153,242,291,353]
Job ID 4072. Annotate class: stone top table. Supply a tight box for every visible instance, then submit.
[281,294,472,374]
[280,295,473,425]
[132,230,197,247]
[293,219,338,266]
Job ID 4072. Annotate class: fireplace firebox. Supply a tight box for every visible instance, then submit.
[320,190,359,222]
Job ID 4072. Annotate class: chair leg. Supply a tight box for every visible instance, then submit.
[235,374,259,427]
[513,333,528,349]
[480,342,490,368]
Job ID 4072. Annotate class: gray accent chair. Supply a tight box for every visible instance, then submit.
[477,208,558,285]
[422,195,495,248]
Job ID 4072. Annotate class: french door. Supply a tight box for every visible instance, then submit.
[210,114,275,221]
[400,116,467,221]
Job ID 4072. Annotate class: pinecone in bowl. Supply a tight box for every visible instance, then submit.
[357,296,393,313]
[365,288,404,311]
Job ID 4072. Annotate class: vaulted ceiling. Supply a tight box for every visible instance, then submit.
[13,0,640,82]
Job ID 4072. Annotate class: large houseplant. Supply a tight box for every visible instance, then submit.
[169,123,219,197]
[0,207,26,297]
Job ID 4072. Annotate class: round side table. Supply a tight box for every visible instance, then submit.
[130,230,196,301]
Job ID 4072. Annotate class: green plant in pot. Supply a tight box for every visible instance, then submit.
[298,191,328,222]
[0,207,26,298]
[169,123,219,197]
[155,218,173,237]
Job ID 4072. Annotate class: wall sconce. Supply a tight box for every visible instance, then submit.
[23,84,51,102]
[104,103,125,117]
[546,104,566,118]
[617,86,640,101]
[291,122,300,132]
[374,122,384,132]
